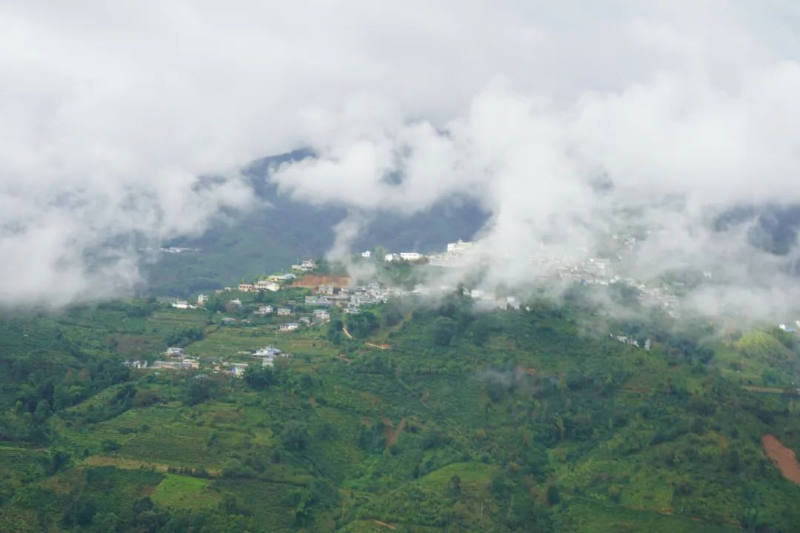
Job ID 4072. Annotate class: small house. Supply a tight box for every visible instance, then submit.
[228,363,249,377]
[279,322,299,332]
[165,347,185,358]
[252,346,282,358]
[277,307,292,316]
[313,309,331,323]
[268,273,296,283]
[399,252,423,262]
[256,280,281,292]
[318,284,335,296]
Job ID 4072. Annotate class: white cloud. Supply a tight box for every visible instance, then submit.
[2,0,800,312]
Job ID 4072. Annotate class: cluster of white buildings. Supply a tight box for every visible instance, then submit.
[384,252,425,262]
[315,281,407,313]
[233,265,312,294]
[125,347,202,371]
[361,250,426,262]
[428,237,685,315]
[237,275,295,293]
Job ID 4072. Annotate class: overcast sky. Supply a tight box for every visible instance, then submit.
[3,1,800,311]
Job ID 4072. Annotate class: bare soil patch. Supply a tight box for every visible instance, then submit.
[762,434,800,484]
[292,274,350,288]
[384,418,407,448]
[365,342,390,350]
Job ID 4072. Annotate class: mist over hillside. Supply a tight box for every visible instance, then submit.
[143,151,489,296]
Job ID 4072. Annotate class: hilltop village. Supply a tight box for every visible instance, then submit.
[125,239,681,377]
[124,235,800,395]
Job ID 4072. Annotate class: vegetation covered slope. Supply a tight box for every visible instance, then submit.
[1,288,800,532]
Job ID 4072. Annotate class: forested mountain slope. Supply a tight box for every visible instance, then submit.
[1,286,800,532]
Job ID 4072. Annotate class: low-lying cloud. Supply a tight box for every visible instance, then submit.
[3,1,800,316]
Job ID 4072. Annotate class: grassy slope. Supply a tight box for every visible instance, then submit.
[1,299,800,531]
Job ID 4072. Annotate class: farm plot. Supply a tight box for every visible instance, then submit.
[116,418,222,469]
[146,309,208,336]
[214,479,298,532]
[0,446,47,488]
[152,474,221,510]
[185,328,282,358]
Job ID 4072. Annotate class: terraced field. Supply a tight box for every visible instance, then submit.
[145,309,208,336]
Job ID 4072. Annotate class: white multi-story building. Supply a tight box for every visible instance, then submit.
[447,239,474,253]
[399,252,424,262]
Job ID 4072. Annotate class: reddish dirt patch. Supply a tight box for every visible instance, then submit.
[762,434,800,484]
[292,274,350,288]
[309,395,317,407]
[366,342,390,350]
[384,418,407,448]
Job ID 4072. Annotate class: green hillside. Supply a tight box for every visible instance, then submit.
[1,281,800,531]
